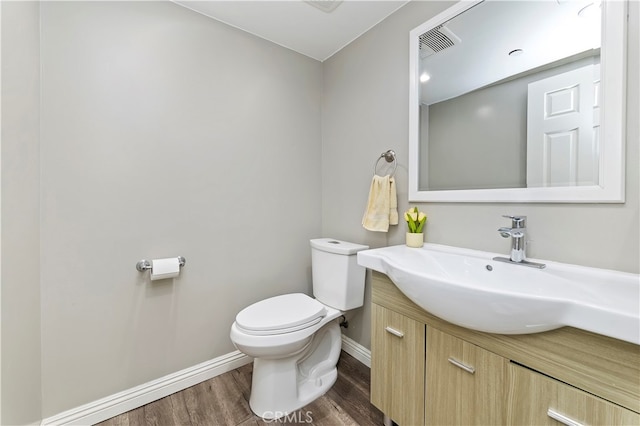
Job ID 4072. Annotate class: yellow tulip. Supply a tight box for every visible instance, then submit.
[405,207,427,233]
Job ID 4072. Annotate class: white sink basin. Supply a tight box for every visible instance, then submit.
[357,243,640,345]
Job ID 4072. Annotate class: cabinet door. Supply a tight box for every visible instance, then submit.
[507,363,640,425]
[426,327,508,425]
[371,303,426,426]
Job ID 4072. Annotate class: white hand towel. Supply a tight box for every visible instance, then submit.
[362,174,394,232]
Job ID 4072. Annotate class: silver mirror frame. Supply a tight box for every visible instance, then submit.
[408,0,627,203]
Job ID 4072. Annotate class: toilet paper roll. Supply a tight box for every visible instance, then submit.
[150,257,181,281]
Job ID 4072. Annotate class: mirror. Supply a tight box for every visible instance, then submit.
[408,0,627,203]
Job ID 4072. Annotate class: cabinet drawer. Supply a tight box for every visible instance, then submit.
[371,303,425,426]
[507,363,640,425]
[426,327,508,426]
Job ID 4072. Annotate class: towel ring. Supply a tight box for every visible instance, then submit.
[373,150,397,177]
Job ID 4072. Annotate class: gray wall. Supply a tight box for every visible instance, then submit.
[322,0,639,349]
[1,2,42,425]
[36,1,322,417]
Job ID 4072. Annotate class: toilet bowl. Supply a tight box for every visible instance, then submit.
[230,294,344,418]
[229,238,368,420]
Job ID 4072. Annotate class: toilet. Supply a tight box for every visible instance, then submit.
[229,238,369,420]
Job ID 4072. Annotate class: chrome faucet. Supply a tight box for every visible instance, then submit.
[493,215,545,269]
[498,215,526,262]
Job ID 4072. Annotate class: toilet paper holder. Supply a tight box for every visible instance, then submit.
[136,256,186,272]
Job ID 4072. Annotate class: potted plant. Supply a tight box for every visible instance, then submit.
[404,207,427,247]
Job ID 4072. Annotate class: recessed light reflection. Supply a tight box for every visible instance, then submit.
[420,72,430,83]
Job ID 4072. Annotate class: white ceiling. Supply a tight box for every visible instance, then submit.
[173,0,409,61]
[420,0,601,105]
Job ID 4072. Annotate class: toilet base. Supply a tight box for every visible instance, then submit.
[248,320,342,420]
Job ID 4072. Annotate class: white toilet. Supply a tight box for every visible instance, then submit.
[229,238,369,420]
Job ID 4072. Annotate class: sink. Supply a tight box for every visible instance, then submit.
[357,243,640,345]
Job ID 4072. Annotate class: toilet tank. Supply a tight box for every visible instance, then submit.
[310,238,369,310]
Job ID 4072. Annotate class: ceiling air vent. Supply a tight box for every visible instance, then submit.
[419,25,461,58]
[305,0,343,13]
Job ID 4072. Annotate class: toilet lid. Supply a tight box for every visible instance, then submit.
[235,293,327,335]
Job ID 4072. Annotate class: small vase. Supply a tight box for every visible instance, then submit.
[406,232,424,248]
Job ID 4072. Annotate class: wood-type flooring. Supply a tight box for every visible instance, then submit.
[97,351,383,425]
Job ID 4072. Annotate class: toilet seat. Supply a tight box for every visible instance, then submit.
[235,293,327,336]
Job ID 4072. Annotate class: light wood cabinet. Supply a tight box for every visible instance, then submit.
[426,327,508,425]
[371,303,425,426]
[507,363,639,426]
[370,271,640,426]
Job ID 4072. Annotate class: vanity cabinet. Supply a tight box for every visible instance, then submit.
[370,272,640,426]
[426,327,507,425]
[371,303,425,426]
[507,363,640,425]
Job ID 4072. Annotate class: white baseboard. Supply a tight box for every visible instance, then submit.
[341,334,371,368]
[41,337,370,426]
[41,351,252,426]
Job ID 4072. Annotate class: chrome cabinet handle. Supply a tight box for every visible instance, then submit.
[447,357,475,374]
[547,409,584,426]
[384,326,404,338]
